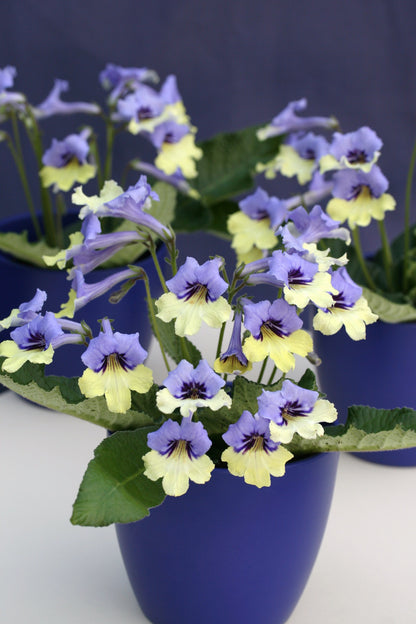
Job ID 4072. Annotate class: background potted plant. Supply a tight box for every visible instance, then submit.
[1,169,416,624]
[0,62,286,372]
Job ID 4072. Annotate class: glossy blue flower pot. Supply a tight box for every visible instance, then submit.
[0,213,165,377]
[314,321,416,466]
[116,452,339,624]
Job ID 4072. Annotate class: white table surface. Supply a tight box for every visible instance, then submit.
[1,335,416,623]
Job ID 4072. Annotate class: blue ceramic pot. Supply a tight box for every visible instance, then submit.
[0,213,165,377]
[116,452,339,624]
[314,321,416,466]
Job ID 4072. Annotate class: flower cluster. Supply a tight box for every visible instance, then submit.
[0,110,380,498]
[9,88,415,522]
[0,63,201,254]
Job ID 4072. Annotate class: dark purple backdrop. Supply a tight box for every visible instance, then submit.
[1,0,416,253]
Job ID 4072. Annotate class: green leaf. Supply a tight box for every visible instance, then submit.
[71,428,165,526]
[0,360,161,431]
[362,287,416,323]
[149,306,202,367]
[0,230,61,267]
[286,404,416,456]
[173,193,211,232]
[192,125,283,204]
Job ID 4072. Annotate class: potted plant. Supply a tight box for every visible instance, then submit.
[257,106,416,466]
[1,165,416,624]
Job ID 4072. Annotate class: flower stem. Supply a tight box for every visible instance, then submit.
[215,322,227,359]
[4,130,42,239]
[377,220,393,290]
[103,121,114,181]
[267,364,278,385]
[148,237,168,293]
[403,135,416,292]
[351,227,377,291]
[143,273,170,373]
[257,357,268,384]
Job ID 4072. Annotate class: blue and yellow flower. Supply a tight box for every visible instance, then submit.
[313,267,378,340]
[227,188,287,264]
[256,132,329,184]
[326,167,396,228]
[143,417,215,496]
[214,311,252,374]
[257,380,337,444]
[242,299,313,373]
[156,257,231,337]
[156,359,232,416]
[0,312,64,372]
[39,129,96,192]
[320,126,382,174]
[78,318,153,412]
[221,411,293,487]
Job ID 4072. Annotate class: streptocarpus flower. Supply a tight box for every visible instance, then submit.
[100,63,159,103]
[257,380,337,443]
[143,417,215,496]
[248,250,337,309]
[320,126,382,174]
[242,299,313,372]
[152,120,203,179]
[156,359,232,416]
[257,98,338,140]
[281,204,351,252]
[257,132,329,184]
[0,65,25,108]
[78,318,152,413]
[221,410,293,487]
[40,129,96,191]
[156,257,231,336]
[0,288,47,330]
[214,311,252,374]
[58,267,137,318]
[313,267,378,340]
[36,79,100,118]
[227,187,287,263]
[326,166,396,228]
[73,176,171,241]
[0,312,64,372]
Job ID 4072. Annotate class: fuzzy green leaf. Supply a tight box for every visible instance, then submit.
[0,360,161,431]
[362,287,416,323]
[71,428,165,526]
[286,405,416,456]
[192,125,283,204]
[0,230,60,267]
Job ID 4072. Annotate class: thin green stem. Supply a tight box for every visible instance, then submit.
[403,135,416,292]
[21,108,55,245]
[267,365,278,386]
[103,121,115,181]
[143,273,170,373]
[351,227,377,291]
[5,133,42,239]
[54,192,67,249]
[256,358,268,384]
[215,322,227,359]
[148,237,168,293]
[377,220,393,291]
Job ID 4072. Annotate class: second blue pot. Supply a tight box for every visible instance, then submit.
[314,320,416,466]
